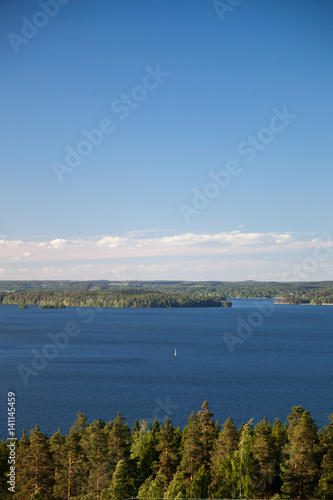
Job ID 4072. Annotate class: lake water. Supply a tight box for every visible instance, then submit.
[0,299,332,439]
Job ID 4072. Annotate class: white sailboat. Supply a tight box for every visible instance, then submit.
[174,348,177,356]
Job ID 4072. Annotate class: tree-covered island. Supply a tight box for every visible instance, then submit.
[0,290,224,308]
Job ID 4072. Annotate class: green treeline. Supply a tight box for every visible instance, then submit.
[275,296,333,305]
[0,290,223,308]
[1,280,333,305]
[1,403,333,499]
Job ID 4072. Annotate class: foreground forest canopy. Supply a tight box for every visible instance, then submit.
[0,280,333,307]
[1,403,333,499]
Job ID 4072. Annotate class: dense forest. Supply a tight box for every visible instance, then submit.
[0,280,333,307]
[2,403,333,499]
[0,290,224,308]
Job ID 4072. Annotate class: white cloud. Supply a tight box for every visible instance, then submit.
[0,239,23,246]
[4,230,331,281]
[270,233,293,244]
[96,236,129,248]
[159,231,293,247]
[49,239,68,249]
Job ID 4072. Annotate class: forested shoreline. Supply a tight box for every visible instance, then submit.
[0,291,225,308]
[1,280,333,306]
[2,403,333,499]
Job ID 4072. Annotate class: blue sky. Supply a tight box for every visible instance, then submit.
[1,0,333,281]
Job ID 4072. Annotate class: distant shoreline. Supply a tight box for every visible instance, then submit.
[274,301,333,306]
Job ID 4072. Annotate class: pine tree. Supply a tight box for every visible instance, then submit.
[154,417,179,491]
[211,454,236,498]
[72,411,87,436]
[191,464,211,499]
[151,417,161,437]
[271,417,286,493]
[13,426,54,499]
[30,426,54,498]
[103,458,136,500]
[272,417,286,452]
[252,417,277,498]
[180,412,204,497]
[231,419,260,499]
[105,413,131,476]
[53,410,89,500]
[50,429,65,499]
[209,416,238,496]
[14,431,32,499]
[62,426,87,499]
[317,413,333,498]
[137,469,164,500]
[132,419,140,434]
[197,401,216,467]
[164,470,186,499]
[130,420,158,487]
[281,407,320,499]
[81,420,110,499]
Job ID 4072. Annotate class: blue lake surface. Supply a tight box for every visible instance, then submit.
[0,299,332,439]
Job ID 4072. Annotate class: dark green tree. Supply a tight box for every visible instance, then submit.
[30,426,54,498]
[252,417,277,498]
[105,413,131,476]
[211,454,236,498]
[231,419,260,499]
[180,412,204,497]
[130,420,157,487]
[154,417,179,491]
[49,429,65,499]
[317,413,333,498]
[271,417,286,493]
[209,416,238,496]
[137,469,164,500]
[164,470,186,499]
[102,458,136,499]
[13,431,31,500]
[62,426,87,499]
[281,407,320,499]
[13,426,54,499]
[197,401,216,466]
[81,419,110,499]
[190,464,211,499]
[72,411,87,436]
